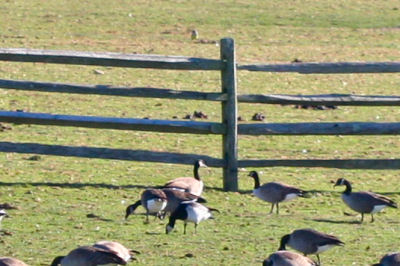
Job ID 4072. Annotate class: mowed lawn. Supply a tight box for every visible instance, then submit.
[0,0,400,265]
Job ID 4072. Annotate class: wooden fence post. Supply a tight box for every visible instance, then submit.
[220,38,238,192]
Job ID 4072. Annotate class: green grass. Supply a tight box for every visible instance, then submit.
[0,0,400,265]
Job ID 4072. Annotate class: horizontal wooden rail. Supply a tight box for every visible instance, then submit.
[237,62,400,73]
[0,142,224,167]
[0,111,225,134]
[0,79,226,101]
[238,159,400,169]
[238,122,400,135]
[238,93,400,106]
[0,48,223,70]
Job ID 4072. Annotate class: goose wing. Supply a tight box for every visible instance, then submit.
[364,191,397,208]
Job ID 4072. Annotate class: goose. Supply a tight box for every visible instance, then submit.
[163,160,207,196]
[334,178,397,223]
[125,189,168,223]
[279,228,344,265]
[50,241,132,266]
[165,202,217,234]
[0,257,28,266]
[248,171,305,214]
[263,250,317,266]
[373,252,400,266]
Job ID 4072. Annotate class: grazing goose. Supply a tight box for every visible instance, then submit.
[263,250,317,266]
[163,160,207,196]
[165,202,217,234]
[373,252,400,266]
[279,228,344,265]
[0,257,28,266]
[334,178,397,223]
[125,189,168,223]
[51,241,132,266]
[248,171,305,214]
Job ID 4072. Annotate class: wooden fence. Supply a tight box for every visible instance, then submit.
[0,38,400,192]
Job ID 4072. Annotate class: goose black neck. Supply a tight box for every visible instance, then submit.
[125,200,141,219]
[251,173,260,189]
[50,256,65,266]
[342,180,352,194]
[278,234,290,251]
[194,161,201,180]
[167,216,177,229]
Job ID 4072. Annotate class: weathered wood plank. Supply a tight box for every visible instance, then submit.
[238,93,400,106]
[0,111,225,134]
[0,141,224,167]
[0,48,223,70]
[238,159,400,169]
[239,122,400,135]
[220,38,238,192]
[0,79,226,101]
[237,62,400,73]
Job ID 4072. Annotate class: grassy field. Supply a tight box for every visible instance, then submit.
[0,0,400,265]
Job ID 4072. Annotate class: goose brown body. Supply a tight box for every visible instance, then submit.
[373,252,400,266]
[0,257,28,266]
[164,160,207,196]
[162,188,207,215]
[279,228,344,265]
[50,241,132,266]
[263,251,317,266]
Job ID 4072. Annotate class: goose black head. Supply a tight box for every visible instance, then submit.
[333,178,347,187]
[248,171,258,179]
[125,200,141,220]
[196,159,207,168]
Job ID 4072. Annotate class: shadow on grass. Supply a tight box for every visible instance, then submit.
[310,218,361,224]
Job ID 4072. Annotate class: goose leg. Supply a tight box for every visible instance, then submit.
[269,204,275,214]
[360,213,364,223]
[145,211,150,224]
[316,254,321,265]
[370,213,374,223]
[183,223,187,234]
[194,223,198,234]
[276,203,279,215]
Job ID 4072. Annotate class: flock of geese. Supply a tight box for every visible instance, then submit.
[0,159,399,265]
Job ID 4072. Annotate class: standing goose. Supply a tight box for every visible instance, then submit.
[248,171,305,214]
[0,257,28,266]
[279,228,344,265]
[125,189,168,223]
[373,252,400,266]
[163,160,207,196]
[263,250,317,266]
[334,178,397,223]
[50,241,132,266]
[165,202,217,234]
